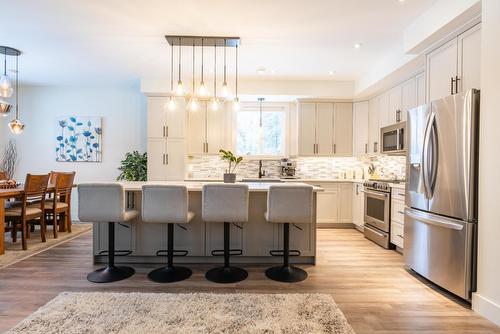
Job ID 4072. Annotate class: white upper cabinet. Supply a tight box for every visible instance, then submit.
[416,72,426,106]
[401,77,417,122]
[147,97,185,139]
[187,101,227,155]
[146,138,185,181]
[316,103,334,156]
[298,103,317,156]
[378,91,390,128]
[427,23,481,102]
[298,102,352,157]
[388,85,402,124]
[333,103,353,157]
[368,97,380,154]
[353,101,369,157]
[458,23,481,93]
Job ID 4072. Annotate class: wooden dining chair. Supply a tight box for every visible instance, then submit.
[42,171,75,237]
[4,174,50,250]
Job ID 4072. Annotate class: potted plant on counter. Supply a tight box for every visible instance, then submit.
[219,149,243,183]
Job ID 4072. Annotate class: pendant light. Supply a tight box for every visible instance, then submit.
[188,41,198,112]
[198,38,208,97]
[167,42,176,111]
[220,39,229,98]
[8,53,24,134]
[0,47,13,98]
[257,97,264,143]
[233,44,240,111]
[210,43,219,112]
[175,37,184,95]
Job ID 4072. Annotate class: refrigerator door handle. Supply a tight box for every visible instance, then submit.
[405,208,464,231]
[429,116,439,196]
[422,112,434,199]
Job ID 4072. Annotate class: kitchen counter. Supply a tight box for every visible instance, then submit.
[184,178,365,183]
[92,181,319,265]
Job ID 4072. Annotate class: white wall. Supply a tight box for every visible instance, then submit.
[473,0,500,326]
[0,84,147,219]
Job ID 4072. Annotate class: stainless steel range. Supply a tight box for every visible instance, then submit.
[363,180,391,249]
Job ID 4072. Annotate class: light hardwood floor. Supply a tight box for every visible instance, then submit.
[0,228,498,333]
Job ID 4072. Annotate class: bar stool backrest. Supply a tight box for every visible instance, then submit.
[78,183,125,222]
[142,185,189,223]
[202,183,249,223]
[267,185,313,223]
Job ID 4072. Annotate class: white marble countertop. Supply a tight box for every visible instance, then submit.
[184,178,365,183]
[119,181,324,192]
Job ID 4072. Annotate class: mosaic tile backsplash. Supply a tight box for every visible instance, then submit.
[187,155,406,180]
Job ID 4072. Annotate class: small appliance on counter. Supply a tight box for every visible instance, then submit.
[280,158,298,179]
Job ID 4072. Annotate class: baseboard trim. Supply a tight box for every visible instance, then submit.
[317,223,354,229]
[472,293,500,326]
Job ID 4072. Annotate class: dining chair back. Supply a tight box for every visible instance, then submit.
[45,171,76,236]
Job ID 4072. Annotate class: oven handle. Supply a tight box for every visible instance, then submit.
[364,190,389,199]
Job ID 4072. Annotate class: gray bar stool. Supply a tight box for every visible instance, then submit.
[202,183,249,283]
[78,183,138,283]
[265,184,313,283]
[142,185,194,283]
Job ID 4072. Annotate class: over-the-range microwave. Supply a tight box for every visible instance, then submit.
[380,122,406,155]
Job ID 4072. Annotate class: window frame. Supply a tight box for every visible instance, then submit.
[231,102,291,159]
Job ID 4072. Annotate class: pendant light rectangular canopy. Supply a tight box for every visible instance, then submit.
[165,35,240,48]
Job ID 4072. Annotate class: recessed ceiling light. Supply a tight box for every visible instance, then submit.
[328,70,335,75]
[354,43,363,49]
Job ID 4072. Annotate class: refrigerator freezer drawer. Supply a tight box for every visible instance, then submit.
[404,208,474,300]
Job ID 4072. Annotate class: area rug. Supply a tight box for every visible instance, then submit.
[7,292,355,334]
[1,223,92,269]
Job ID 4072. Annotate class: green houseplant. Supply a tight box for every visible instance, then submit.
[219,149,243,183]
[117,151,147,181]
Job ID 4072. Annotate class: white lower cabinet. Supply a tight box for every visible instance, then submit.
[390,188,405,249]
[390,221,404,249]
[147,138,185,181]
[352,183,364,229]
[310,182,352,227]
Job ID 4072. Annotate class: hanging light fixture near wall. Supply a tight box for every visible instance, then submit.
[0,47,13,98]
[233,44,240,111]
[8,51,24,134]
[210,43,219,112]
[220,39,229,98]
[167,42,176,111]
[257,97,265,143]
[188,41,199,112]
[175,37,184,95]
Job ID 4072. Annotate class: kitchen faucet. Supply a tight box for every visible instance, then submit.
[258,160,266,178]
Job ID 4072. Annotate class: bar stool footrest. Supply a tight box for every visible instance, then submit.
[98,250,132,257]
[211,249,243,256]
[269,249,301,257]
[155,249,189,257]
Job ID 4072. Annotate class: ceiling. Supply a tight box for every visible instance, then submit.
[0,0,436,86]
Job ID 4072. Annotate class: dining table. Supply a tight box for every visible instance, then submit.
[0,184,58,255]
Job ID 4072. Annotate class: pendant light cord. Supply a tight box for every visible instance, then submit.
[170,43,173,92]
[235,44,238,98]
[192,42,195,92]
[223,39,227,83]
[15,54,18,118]
[201,38,204,83]
[213,43,217,96]
[178,37,181,81]
[3,47,6,75]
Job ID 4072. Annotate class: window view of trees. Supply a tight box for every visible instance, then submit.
[236,111,285,156]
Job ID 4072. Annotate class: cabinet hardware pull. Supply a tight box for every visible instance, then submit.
[374,142,378,152]
[165,154,169,165]
[166,126,169,137]
[397,234,403,238]
[356,184,359,195]
[162,154,165,165]
[163,126,166,137]
[206,142,208,153]
[451,77,455,95]
[397,211,405,215]
[333,143,336,154]
[365,143,368,154]
[455,76,460,94]
[398,193,405,196]
[396,109,401,122]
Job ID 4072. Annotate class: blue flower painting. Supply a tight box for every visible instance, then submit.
[56,116,102,162]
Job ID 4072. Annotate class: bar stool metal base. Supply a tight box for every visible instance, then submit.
[87,265,135,283]
[148,266,192,283]
[205,266,248,284]
[265,265,307,283]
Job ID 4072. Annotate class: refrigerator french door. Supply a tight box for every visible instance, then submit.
[405,89,480,300]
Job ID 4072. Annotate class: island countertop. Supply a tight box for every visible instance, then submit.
[118,181,324,192]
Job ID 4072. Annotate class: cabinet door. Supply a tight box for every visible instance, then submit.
[458,24,481,92]
[316,103,334,156]
[147,97,167,139]
[187,102,206,155]
[298,103,317,156]
[316,185,339,224]
[165,97,185,139]
[416,72,426,106]
[333,103,353,156]
[378,91,390,128]
[368,97,380,154]
[206,106,226,154]
[353,102,369,156]
[147,138,167,181]
[165,138,185,180]
[427,38,458,102]
[338,183,353,223]
[388,85,402,124]
[352,183,365,228]
[401,77,417,122]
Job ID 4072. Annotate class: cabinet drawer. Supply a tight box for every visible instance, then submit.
[391,221,404,248]
[391,187,406,202]
[391,199,405,224]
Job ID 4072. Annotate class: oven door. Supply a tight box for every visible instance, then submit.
[364,189,390,232]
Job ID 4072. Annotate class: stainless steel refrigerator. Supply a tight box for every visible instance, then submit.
[404,89,480,300]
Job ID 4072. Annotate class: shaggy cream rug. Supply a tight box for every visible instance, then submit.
[7,292,355,334]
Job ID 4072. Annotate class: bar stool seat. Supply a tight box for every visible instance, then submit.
[78,183,138,283]
[265,184,313,283]
[142,185,194,283]
[203,183,249,284]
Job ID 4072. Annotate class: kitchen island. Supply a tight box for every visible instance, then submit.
[93,181,322,265]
